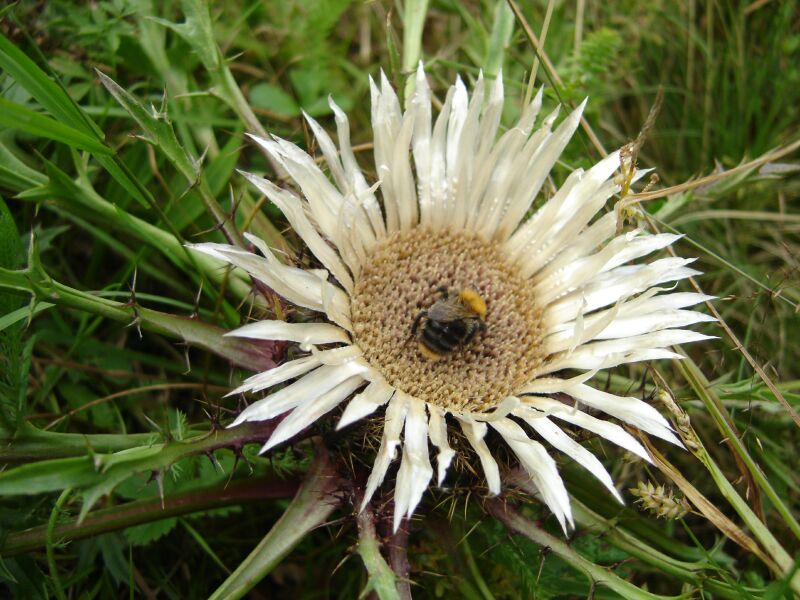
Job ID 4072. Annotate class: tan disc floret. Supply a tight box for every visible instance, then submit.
[352,227,544,413]
[191,64,714,533]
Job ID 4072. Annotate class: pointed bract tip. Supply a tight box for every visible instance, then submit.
[569,97,589,120]
[392,511,404,534]
[244,132,267,144]
[379,68,391,89]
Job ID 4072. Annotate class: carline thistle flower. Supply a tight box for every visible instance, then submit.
[191,64,714,533]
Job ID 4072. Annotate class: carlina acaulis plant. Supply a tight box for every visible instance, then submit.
[192,64,714,533]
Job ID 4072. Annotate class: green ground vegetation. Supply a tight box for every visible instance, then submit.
[0,0,799,598]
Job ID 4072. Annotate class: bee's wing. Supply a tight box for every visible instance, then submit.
[427,300,473,322]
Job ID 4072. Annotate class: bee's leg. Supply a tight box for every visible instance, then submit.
[435,286,449,299]
[410,310,427,337]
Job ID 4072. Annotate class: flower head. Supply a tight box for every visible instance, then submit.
[191,65,713,533]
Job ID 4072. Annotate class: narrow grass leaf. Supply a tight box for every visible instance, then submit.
[0,32,93,135]
[0,141,48,191]
[0,98,111,155]
[485,1,515,78]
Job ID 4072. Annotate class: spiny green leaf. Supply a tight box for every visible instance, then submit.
[95,70,198,181]
[0,455,102,495]
[0,29,160,208]
[151,0,221,73]
[169,409,189,442]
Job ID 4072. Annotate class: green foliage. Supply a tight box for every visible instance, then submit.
[124,517,178,545]
[0,0,799,598]
[0,196,27,435]
[566,27,623,93]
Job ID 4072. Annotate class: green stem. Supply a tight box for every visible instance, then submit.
[1,423,159,463]
[208,442,343,600]
[357,507,402,600]
[0,420,282,498]
[2,476,298,557]
[0,269,276,373]
[570,499,757,599]
[677,357,800,591]
[486,498,681,600]
[217,63,268,139]
[46,488,72,600]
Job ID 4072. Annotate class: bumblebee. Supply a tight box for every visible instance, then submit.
[411,288,487,361]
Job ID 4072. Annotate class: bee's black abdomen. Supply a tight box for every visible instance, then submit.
[421,318,476,355]
[413,289,487,360]
[421,323,452,352]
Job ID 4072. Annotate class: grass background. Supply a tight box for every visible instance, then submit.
[1,0,799,598]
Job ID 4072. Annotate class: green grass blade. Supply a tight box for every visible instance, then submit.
[0,32,94,135]
[401,0,430,102]
[0,98,111,155]
[484,1,515,78]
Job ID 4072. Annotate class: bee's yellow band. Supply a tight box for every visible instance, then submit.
[458,289,487,318]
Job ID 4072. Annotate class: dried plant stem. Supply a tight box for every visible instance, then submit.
[386,522,413,600]
[506,0,607,157]
[523,0,555,106]
[631,138,800,204]
[639,438,779,573]
[687,290,800,428]
[643,210,800,442]
[676,359,800,556]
